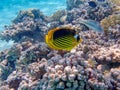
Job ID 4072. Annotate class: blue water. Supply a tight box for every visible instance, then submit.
[0,0,66,51]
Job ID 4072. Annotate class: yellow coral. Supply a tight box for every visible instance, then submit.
[100,14,120,34]
[88,59,97,68]
[112,6,120,14]
[27,10,34,18]
[109,0,120,14]
[109,0,120,6]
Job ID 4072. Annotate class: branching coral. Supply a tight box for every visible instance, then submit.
[13,9,49,24]
[66,0,84,10]
[0,64,13,80]
[112,6,120,14]
[0,9,49,42]
[99,0,120,35]
[100,14,120,34]
[38,53,111,90]
[109,0,120,6]
[50,10,67,22]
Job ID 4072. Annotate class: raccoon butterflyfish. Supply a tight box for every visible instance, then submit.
[45,27,83,51]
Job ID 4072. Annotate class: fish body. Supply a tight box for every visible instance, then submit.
[79,19,104,32]
[45,27,82,51]
[88,1,97,8]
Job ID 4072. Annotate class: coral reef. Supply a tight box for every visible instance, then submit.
[100,0,120,35]
[100,14,120,35]
[39,54,109,90]
[50,10,67,22]
[66,0,84,10]
[66,0,112,22]
[0,0,120,90]
[0,9,49,42]
[13,9,49,24]
[109,0,120,6]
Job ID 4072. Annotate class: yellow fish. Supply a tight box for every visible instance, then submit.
[45,27,82,51]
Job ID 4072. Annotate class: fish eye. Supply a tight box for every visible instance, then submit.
[74,34,80,42]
